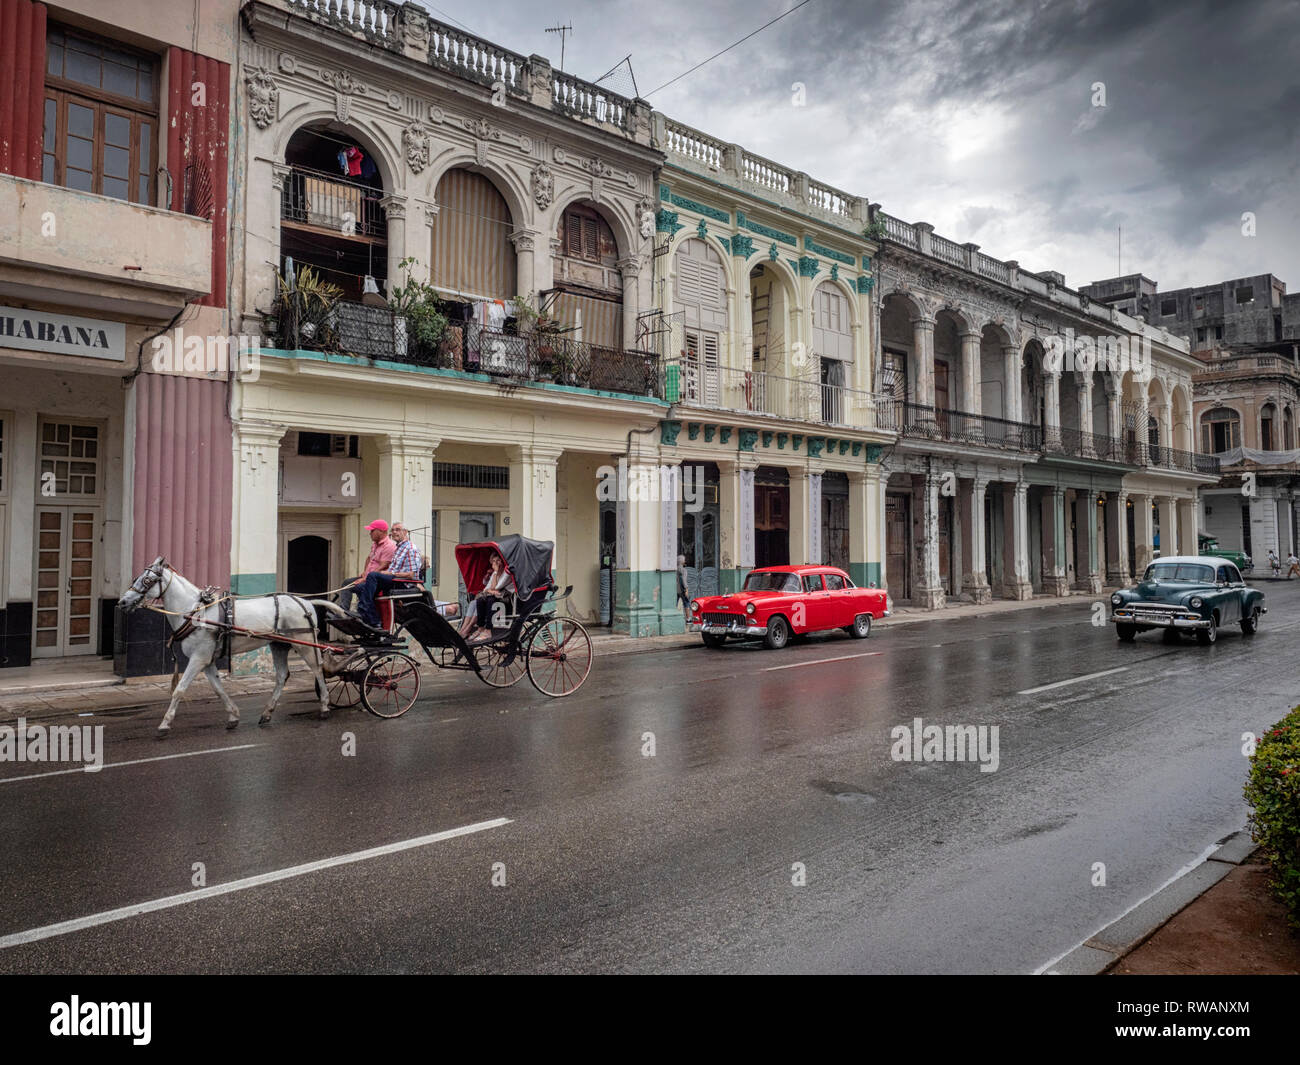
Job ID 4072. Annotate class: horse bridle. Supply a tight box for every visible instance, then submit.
[133,559,174,600]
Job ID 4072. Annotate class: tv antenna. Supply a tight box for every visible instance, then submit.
[545,23,573,71]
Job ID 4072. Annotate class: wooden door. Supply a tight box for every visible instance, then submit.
[886,494,910,600]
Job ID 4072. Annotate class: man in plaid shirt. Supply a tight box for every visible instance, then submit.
[356,520,423,627]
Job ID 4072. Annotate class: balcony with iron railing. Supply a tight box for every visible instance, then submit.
[279,165,387,238]
[897,403,1043,451]
[664,359,895,432]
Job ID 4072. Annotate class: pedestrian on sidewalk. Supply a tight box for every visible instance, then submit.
[676,555,692,623]
[1268,549,1280,576]
[1287,553,1299,579]
[340,519,394,612]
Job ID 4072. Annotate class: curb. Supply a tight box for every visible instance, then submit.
[1047,829,1258,975]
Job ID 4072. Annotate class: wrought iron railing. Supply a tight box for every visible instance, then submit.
[280,166,387,237]
[898,403,1042,450]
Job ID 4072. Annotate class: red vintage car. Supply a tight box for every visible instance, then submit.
[688,565,890,649]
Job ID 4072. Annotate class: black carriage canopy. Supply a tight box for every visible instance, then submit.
[455,535,555,599]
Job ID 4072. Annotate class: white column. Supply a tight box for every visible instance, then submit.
[738,467,756,569]
[659,464,680,571]
[507,443,562,543]
[961,476,991,602]
[1002,480,1032,600]
[1002,344,1020,423]
[916,469,944,609]
[808,471,823,564]
[618,256,641,349]
[1043,371,1061,447]
[231,421,287,589]
[788,465,810,564]
[511,229,541,306]
[911,316,935,409]
[959,331,981,415]
[376,434,439,547]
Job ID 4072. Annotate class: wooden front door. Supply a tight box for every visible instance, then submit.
[33,506,99,657]
[886,493,910,600]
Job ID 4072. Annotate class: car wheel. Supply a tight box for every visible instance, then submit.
[1241,607,1261,635]
[1115,623,1137,642]
[848,613,872,639]
[1196,614,1218,645]
[764,615,790,650]
[701,633,726,648]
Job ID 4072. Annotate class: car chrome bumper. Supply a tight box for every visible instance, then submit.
[1111,609,1210,630]
[691,620,768,637]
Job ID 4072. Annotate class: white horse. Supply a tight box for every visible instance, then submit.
[118,556,349,734]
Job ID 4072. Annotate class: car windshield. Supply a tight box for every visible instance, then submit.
[1144,563,1215,583]
[743,572,801,593]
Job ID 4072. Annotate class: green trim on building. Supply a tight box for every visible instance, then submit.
[804,235,854,265]
[797,256,821,278]
[230,572,277,595]
[657,208,682,234]
[731,234,756,257]
[849,562,883,588]
[855,275,874,294]
[736,210,797,247]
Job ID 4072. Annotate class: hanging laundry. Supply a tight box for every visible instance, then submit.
[337,149,349,175]
[344,146,363,177]
[360,153,378,180]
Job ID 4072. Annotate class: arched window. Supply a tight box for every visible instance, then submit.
[431,168,516,300]
[1261,402,1277,451]
[1200,407,1241,454]
[554,202,621,349]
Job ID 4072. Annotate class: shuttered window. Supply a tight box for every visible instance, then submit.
[810,281,852,361]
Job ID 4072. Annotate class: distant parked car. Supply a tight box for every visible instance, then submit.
[689,565,889,649]
[1110,556,1265,645]
[1198,533,1252,572]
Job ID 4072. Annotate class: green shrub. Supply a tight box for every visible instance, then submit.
[1244,705,1300,928]
[389,256,448,357]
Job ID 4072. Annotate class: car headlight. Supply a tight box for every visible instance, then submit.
[1190,597,1203,609]
[1110,593,1123,606]
[745,602,756,615]
[691,600,701,613]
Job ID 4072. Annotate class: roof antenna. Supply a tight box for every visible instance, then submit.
[545,23,574,72]
[1117,225,1122,276]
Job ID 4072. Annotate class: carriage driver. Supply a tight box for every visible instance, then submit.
[338,519,395,614]
[355,521,423,627]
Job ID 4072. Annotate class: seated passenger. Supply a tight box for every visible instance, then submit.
[356,522,423,627]
[459,553,511,643]
[339,519,394,614]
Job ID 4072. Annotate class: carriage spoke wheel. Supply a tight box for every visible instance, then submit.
[327,652,366,711]
[471,641,527,687]
[361,652,422,718]
[525,617,592,697]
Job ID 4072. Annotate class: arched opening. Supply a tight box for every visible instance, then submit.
[674,237,727,406]
[1200,406,1241,454]
[811,280,852,423]
[1285,405,1295,450]
[979,324,1011,422]
[1021,339,1046,431]
[1261,401,1277,451]
[749,261,795,416]
[879,294,916,425]
[286,535,330,596]
[280,124,388,300]
[551,200,622,349]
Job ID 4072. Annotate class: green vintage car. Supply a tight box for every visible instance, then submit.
[1198,533,1252,572]
[1110,555,1265,645]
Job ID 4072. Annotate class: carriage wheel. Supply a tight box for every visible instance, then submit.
[471,641,527,687]
[361,652,422,718]
[326,652,365,711]
[525,617,592,697]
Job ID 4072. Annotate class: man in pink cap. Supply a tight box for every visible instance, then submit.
[339,519,395,614]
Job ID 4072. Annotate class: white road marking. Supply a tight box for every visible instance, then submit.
[764,652,883,671]
[1017,667,1128,696]
[0,744,262,785]
[0,817,512,950]
[1033,842,1221,975]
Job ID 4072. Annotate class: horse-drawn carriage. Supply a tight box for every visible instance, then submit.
[118,535,592,733]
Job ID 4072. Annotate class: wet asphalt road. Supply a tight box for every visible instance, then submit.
[2,583,1297,974]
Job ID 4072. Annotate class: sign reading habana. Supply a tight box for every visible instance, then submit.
[0,305,125,360]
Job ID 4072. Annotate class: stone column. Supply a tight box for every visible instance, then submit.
[379,193,408,289]
[788,464,810,564]
[617,256,641,350]
[715,458,748,593]
[1157,495,1177,559]
[1105,490,1129,586]
[959,332,982,416]
[847,466,883,588]
[1002,344,1020,423]
[807,470,823,565]
[911,316,935,409]
[1177,496,1198,555]
[614,436,663,636]
[915,469,945,609]
[1078,376,1095,456]
[960,476,992,603]
[1043,371,1061,449]
[1001,480,1033,599]
[1133,494,1156,572]
[376,434,440,568]
[511,229,541,307]
[1040,486,1069,595]
[231,421,287,593]
[507,443,562,544]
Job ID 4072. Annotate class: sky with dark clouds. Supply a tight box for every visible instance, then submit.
[416,0,1299,294]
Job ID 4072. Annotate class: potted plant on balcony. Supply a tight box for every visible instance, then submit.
[512,294,564,380]
[389,256,448,366]
[265,264,343,352]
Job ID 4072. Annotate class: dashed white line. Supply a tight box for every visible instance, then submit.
[0,817,512,950]
[764,652,883,671]
[1017,667,1129,696]
[0,744,262,784]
